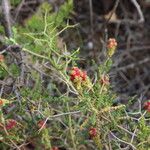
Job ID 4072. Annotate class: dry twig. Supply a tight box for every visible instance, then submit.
[130,0,145,23]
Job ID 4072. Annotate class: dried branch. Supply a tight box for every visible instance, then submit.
[1,0,12,37]
[130,0,145,23]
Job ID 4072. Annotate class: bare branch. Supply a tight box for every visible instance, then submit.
[1,0,12,37]
[130,0,145,23]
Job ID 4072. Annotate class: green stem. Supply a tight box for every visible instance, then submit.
[67,103,77,150]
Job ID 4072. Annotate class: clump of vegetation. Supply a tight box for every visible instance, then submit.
[0,0,150,150]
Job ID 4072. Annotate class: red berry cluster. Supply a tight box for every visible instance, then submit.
[52,147,59,150]
[0,99,3,106]
[107,38,117,49]
[89,127,97,138]
[144,101,150,112]
[70,67,87,82]
[37,120,46,128]
[5,119,17,130]
[0,54,4,62]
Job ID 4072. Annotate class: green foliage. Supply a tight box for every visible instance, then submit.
[137,117,150,149]
[0,67,7,79]
[10,0,21,6]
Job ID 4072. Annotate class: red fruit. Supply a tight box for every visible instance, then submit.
[81,71,87,81]
[70,67,81,81]
[107,38,117,49]
[89,127,97,138]
[37,120,46,128]
[5,119,17,130]
[52,147,59,150]
[0,100,3,106]
[0,54,4,62]
[72,67,80,72]
[70,67,87,81]
[144,101,150,112]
